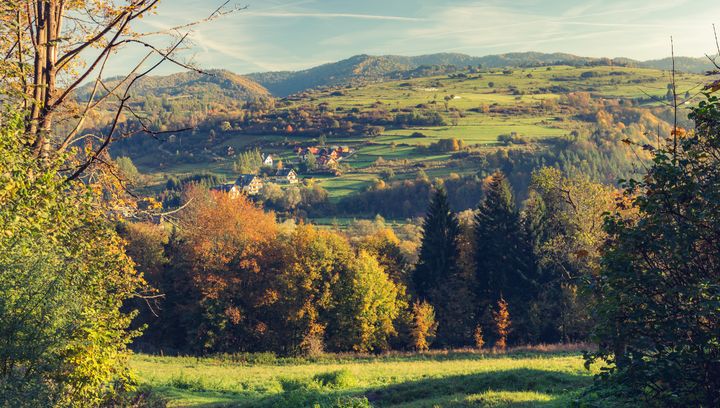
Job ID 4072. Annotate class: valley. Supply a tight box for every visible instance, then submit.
[107,61,704,220]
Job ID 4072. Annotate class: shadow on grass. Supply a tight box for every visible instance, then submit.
[363,368,589,407]
[173,368,590,408]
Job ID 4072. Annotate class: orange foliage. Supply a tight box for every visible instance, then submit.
[178,185,277,298]
[493,297,511,351]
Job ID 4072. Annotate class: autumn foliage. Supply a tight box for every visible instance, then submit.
[132,190,408,356]
[493,297,511,351]
[409,301,438,352]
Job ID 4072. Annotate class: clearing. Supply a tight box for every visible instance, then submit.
[132,346,600,407]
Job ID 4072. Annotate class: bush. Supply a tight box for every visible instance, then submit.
[410,301,438,351]
[313,370,358,389]
[0,113,144,406]
[589,94,720,406]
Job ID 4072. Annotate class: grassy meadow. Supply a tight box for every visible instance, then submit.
[132,346,601,407]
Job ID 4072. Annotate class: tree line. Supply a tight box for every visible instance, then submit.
[123,166,613,355]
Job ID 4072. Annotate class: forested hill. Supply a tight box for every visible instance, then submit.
[634,56,717,73]
[248,52,714,96]
[76,69,270,108]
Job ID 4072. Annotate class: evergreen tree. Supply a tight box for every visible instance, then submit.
[412,189,473,347]
[474,171,535,342]
[412,189,461,300]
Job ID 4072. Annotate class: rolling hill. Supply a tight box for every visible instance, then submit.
[248,52,714,96]
[76,69,270,109]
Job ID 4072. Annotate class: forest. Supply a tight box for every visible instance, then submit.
[1,1,720,407]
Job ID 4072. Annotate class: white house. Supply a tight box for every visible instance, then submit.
[275,168,299,184]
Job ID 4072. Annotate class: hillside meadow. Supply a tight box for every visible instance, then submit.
[131,346,602,408]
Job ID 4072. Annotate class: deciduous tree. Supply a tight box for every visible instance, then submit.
[590,93,720,406]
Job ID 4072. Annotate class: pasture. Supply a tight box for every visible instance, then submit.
[132,346,601,407]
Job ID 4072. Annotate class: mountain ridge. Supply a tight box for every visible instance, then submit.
[77,69,271,105]
[247,52,714,96]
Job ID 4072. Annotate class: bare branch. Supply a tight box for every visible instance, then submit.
[49,13,132,113]
[135,1,244,38]
[65,34,189,182]
[120,38,212,75]
[65,93,129,182]
[55,0,159,71]
[671,36,678,159]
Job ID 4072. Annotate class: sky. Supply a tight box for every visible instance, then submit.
[119,0,720,75]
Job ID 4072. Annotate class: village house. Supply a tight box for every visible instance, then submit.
[296,146,353,163]
[212,183,242,199]
[262,154,274,167]
[296,147,320,161]
[236,174,264,195]
[275,168,299,184]
[214,174,264,197]
[317,155,339,170]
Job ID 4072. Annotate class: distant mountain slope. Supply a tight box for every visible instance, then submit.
[248,52,714,97]
[78,69,270,105]
[74,70,271,158]
[636,57,715,74]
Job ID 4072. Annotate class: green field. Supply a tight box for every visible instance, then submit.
[132,347,601,407]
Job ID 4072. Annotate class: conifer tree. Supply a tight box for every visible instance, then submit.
[474,171,535,342]
[412,189,462,300]
[413,189,474,347]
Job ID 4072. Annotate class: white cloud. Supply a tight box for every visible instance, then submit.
[375,1,718,59]
[243,11,423,21]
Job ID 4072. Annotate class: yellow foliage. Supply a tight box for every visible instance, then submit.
[493,297,511,351]
[410,301,438,352]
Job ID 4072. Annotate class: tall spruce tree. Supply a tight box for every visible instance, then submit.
[413,189,461,300]
[412,189,473,346]
[474,172,535,341]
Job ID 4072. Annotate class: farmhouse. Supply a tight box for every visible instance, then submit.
[317,155,339,170]
[296,147,320,160]
[212,183,242,199]
[275,168,299,184]
[296,146,354,164]
[236,174,264,195]
[262,154,274,167]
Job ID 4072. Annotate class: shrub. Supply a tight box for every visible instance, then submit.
[493,298,511,351]
[313,370,358,389]
[589,93,720,405]
[0,113,144,406]
[410,301,438,351]
[474,325,485,349]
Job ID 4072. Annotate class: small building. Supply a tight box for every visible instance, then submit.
[262,154,274,167]
[275,168,299,184]
[212,183,243,199]
[236,174,264,195]
[298,147,320,161]
[317,155,339,169]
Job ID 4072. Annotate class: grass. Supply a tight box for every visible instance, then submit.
[131,346,601,407]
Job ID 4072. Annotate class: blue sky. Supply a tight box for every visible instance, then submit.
[125,0,720,75]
